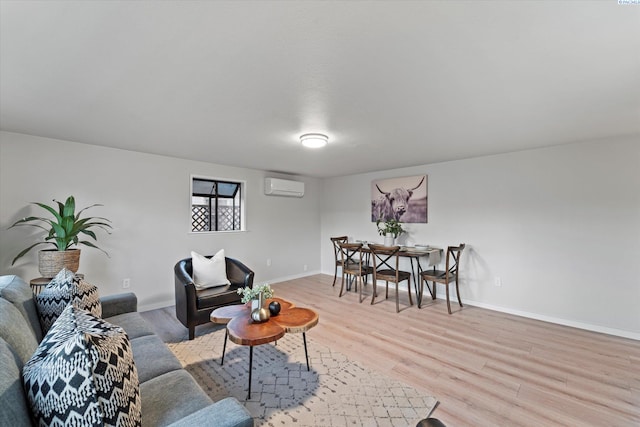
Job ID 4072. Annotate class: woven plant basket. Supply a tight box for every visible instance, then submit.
[38,249,81,278]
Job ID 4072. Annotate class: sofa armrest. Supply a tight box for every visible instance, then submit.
[100,292,137,318]
[166,397,253,427]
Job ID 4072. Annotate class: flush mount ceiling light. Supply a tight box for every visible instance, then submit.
[300,133,329,148]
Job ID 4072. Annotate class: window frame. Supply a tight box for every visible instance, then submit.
[189,174,246,233]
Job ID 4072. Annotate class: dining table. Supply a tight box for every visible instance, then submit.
[356,242,443,304]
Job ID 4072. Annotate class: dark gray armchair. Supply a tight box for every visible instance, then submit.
[174,255,254,340]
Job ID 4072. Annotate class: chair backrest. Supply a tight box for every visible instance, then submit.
[330,236,349,263]
[444,243,466,278]
[367,244,401,273]
[338,242,364,273]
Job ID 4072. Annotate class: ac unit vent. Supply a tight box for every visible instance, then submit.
[264,178,304,197]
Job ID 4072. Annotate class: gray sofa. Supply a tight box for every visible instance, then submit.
[0,274,253,427]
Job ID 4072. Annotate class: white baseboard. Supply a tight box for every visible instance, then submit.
[460,298,640,341]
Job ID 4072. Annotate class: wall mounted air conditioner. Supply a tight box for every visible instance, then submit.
[264,178,305,197]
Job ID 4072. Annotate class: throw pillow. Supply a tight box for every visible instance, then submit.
[191,249,230,290]
[35,268,101,334]
[22,305,142,427]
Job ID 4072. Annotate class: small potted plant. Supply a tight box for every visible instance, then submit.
[9,196,113,277]
[376,219,405,246]
[237,283,274,306]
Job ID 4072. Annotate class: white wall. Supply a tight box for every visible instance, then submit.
[321,135,640,339]
[0,132,321,310]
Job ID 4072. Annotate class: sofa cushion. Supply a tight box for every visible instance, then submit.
[35,268,102,334]
[0,338,32,426]
[191,250,230,290]
[23,305,142,427]
[0,274,43,341]
[106,311,156,340]
[139,369,212,427]
[0,298,39,364]
[130,335,182,383]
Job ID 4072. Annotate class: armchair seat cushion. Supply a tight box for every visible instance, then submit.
[195,284,242,310]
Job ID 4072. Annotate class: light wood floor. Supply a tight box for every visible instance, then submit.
[143,274,640,426]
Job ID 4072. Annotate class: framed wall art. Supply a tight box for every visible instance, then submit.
[371,175,427,223]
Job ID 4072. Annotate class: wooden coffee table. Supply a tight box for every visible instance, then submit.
[210,297,319,399]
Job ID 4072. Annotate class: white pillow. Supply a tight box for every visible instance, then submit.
[191,249,231,290]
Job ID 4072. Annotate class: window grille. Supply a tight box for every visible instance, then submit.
[191,177,243,232]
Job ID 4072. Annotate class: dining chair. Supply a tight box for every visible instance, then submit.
[419,243,465,314]
[330,236,349,287]
[368,244,413,313]
[338,243,373,302]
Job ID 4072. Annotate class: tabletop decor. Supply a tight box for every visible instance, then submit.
[250,291,270,323]
[237,283,273,304]
[9,195,113,277]
[237,283,274,321]
[376,218,406,246]
[268,300,281,316]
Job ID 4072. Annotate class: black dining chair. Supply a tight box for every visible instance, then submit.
[419,244,465,314]
[368,244,413,313]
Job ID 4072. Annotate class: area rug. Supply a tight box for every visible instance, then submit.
[168,328,438,426]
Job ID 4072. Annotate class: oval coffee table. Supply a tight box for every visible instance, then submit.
[210,297,319,399]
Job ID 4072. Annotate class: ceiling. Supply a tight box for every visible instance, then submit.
[1,1,639,178]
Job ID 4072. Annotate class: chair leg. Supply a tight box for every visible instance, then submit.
[371,281,377,305]
[395,282,399,313]
[455,277,463,308]
[332,264,338,287]
[188,325,195,340]
[385,281,389,299]
[339,272,346,297]
[407,278,413,306]
[446,283,452,314]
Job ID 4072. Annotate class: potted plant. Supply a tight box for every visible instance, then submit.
[237,283,273,306]
[9,196,113,277]
[376,219,405,246]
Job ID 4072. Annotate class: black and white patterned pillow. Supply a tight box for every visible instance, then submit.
[35,268,101,334]
[22,304,142,426]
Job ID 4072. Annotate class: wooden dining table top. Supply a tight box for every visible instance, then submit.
[359,244,442,256]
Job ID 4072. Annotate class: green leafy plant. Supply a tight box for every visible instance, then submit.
[237,283,273,304]
[376,219,405,238]
[9,196,113,265]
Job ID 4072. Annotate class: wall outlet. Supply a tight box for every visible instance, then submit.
[303,264,308,271]
[122,278,131,289]
[266,258,271,267]
[494,277,502,287]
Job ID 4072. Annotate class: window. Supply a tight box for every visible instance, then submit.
[191,177,243,232]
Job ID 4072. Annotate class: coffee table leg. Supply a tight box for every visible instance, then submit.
[221,328,228,366]
[247,346,253,400]
[303,332,310,371]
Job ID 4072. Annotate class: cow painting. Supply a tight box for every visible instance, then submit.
[371,175,427,223]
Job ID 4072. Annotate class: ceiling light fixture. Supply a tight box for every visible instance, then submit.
[300,133,329,148]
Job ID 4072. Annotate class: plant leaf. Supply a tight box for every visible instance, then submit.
[11,241,55,265]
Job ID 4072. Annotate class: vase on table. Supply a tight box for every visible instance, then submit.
[251,291,270,323]
[384,235,395,246]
